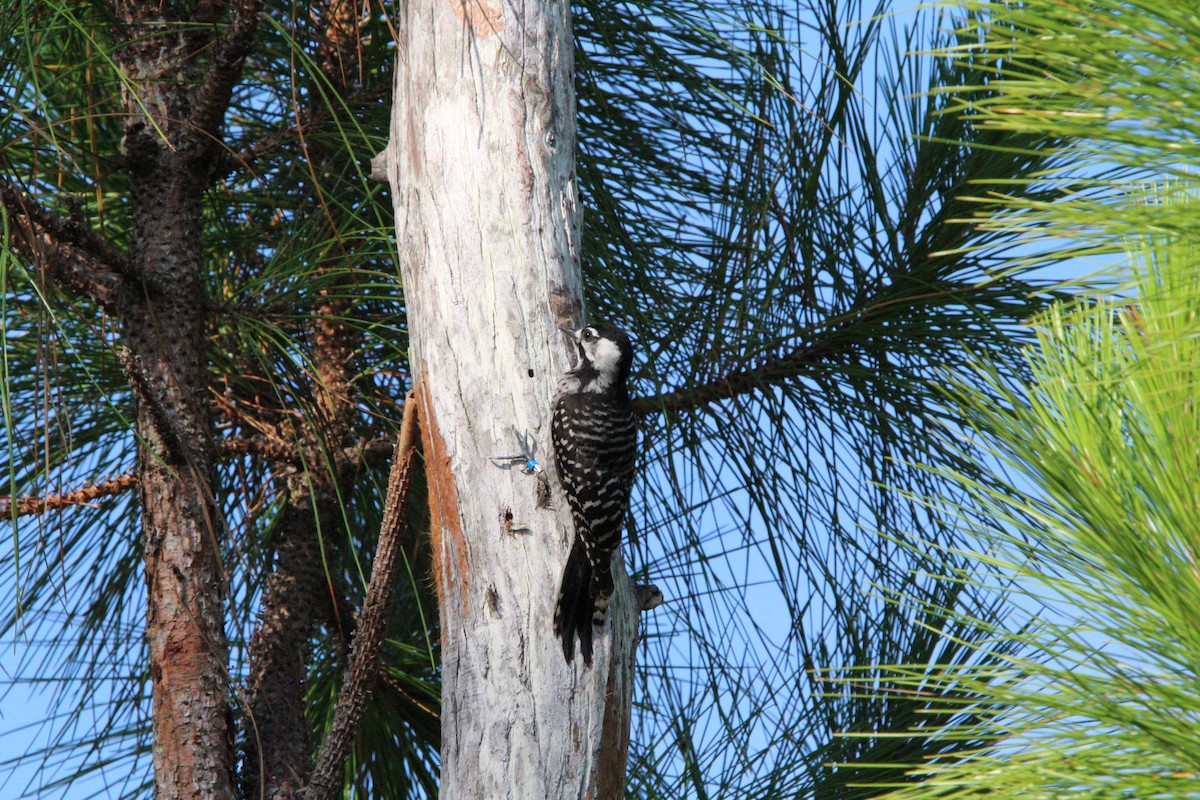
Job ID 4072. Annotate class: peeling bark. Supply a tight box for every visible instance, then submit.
[381,0,637,796]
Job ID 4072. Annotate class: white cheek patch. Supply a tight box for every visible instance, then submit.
[583,338,622,392]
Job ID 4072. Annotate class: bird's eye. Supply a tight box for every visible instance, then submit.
[582,328,596,341]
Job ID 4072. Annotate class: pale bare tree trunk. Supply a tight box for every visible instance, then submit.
[377,0,637,796]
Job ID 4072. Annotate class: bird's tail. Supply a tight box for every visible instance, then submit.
[553,537,595,665]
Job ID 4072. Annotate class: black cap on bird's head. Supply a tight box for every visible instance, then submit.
[560,323,634,392]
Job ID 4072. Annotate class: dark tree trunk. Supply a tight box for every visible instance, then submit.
[121,134,232,799]
[110,2,260,796]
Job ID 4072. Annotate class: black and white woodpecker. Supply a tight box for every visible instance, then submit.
[551,323,638,665]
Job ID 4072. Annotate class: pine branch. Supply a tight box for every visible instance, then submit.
[633,347,821,417]
[1,181,132,308]
[632,270,1042,419]
[299,391,420,800]
[218,85,389,178]
[215,434,297,463]
[189,0,264,163]
[0,433,392,523]
[241,477,345,798]
[239,243,386,797]
[0,475,138,521]
[213,433,391,465]
[633,331,847,417]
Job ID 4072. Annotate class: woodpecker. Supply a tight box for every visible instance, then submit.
[551,323,638,665]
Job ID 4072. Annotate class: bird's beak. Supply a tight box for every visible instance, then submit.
[558,326,581,368]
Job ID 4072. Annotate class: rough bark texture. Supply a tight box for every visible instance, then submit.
[239,5,369,791]
[241,286,362,800]
[381,0,637,797]
[301,395,421,800]
[242,480,337,800]
[120,93,233,800]
[109,2,259,797]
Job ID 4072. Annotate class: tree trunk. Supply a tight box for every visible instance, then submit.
[378,0,637,796]
[110,2,258,796]
[121,96,233,800]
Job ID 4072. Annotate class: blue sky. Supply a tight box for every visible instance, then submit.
[0,0,1124,797]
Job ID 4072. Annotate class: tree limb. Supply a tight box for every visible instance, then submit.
[240,223,379,799]
[299,391,420,800]
[633,339,837,418]
[0,474,138,521]
[188,0,263,162]
[1,181,131,308]
[631,284,966,418]
[0,433,393,524]
[214,434,297,463]
[241,473,345,800]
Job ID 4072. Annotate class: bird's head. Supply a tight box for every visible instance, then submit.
[562,323,634,393]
